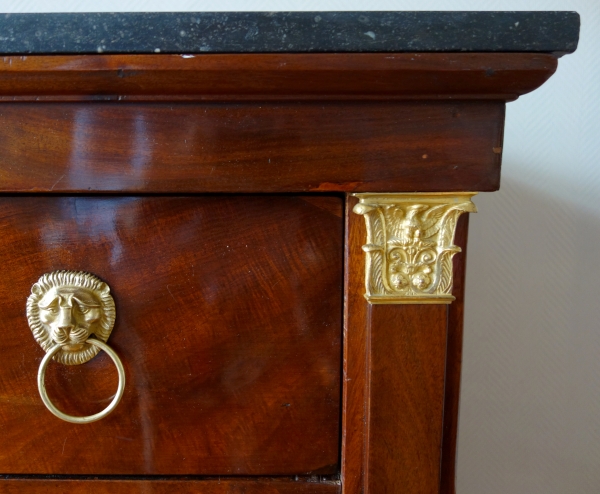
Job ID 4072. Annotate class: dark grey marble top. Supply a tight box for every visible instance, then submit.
[0,11,579,55]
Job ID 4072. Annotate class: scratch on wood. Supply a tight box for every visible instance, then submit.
[50,174,65,191]
[310,181,361,192]
[166,284,177,302]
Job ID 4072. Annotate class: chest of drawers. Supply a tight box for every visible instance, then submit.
[0,11,578,494]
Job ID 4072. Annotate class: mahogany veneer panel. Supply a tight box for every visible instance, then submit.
[0,195,342,475]
[0,101,503,193]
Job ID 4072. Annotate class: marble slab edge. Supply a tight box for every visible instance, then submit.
[0,11,579,56]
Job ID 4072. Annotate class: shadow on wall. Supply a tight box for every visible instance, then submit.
[458,174,600,494]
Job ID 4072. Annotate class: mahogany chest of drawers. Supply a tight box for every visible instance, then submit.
[0,11,579,494]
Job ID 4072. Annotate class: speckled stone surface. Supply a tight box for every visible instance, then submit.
[0,11,579,55]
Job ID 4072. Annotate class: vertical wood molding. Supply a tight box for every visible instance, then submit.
[342,195,369,494]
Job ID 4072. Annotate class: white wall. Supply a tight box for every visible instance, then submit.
[1,1,597,492]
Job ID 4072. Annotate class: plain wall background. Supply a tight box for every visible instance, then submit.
[1,1,597,492]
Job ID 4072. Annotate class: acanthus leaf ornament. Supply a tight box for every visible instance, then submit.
[353,193,477,304]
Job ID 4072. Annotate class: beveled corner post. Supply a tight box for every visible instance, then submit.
[342,193,475,494]
[352,193,477,304]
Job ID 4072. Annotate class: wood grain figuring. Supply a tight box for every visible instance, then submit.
[0,195,342,475]
[0,53,557,101]
[0,101,504,193]
[0,478,340,493]
[366,305,448,494]
[440,214,470,494]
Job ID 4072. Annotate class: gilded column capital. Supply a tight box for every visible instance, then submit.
[353,193,477,304]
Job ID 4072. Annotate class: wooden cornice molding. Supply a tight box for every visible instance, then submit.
[0,53,557,101]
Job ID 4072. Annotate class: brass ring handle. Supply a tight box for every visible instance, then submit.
[26,270,124,424]
[37,339,126,424]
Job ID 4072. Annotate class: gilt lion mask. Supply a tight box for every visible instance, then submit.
[26,271,116,365]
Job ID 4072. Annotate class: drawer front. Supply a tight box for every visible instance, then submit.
[0,195,342,475]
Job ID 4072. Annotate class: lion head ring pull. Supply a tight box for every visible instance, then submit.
[26,270,125,424]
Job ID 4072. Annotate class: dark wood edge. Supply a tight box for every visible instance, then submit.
[0,53,557,100]
[0,478,340,493]
[440,213,470,494]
